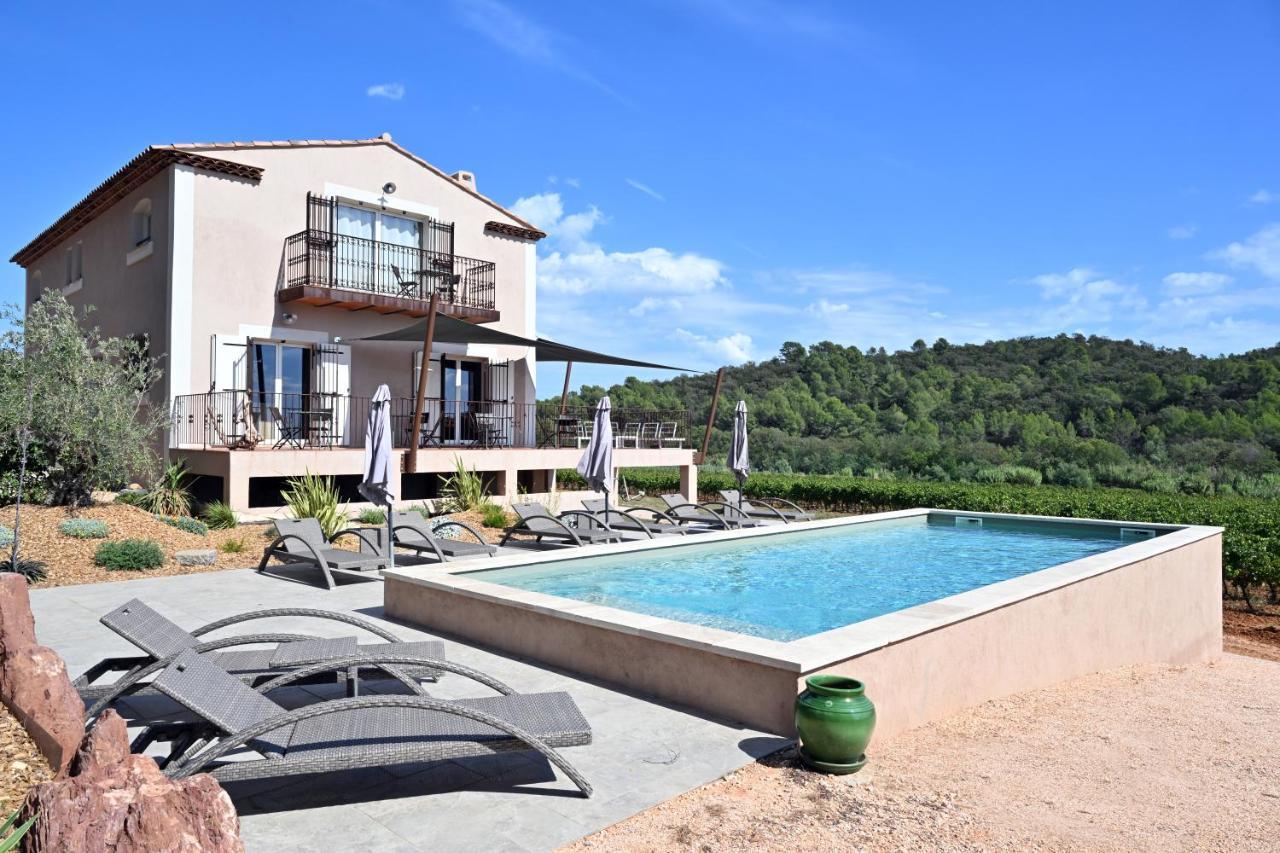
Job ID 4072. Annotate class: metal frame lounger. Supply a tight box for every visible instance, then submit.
[499,503,623,547]
[390,512,498,561]
[718,490,815,523]
[658,494,763,529]
[258,518,389,589]
[142,649,594,797]
[75,598,445,715]
[580,499,687,538]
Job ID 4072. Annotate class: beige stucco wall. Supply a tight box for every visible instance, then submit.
[180,142,538,402]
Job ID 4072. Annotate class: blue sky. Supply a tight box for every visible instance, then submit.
[3,1,1279,387]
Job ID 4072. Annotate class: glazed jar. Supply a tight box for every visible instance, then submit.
[794,675,876,774]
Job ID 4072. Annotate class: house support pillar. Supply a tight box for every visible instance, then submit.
[679,463,698,504]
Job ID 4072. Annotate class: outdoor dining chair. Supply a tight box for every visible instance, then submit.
[138,649,594,797]
[269,405,304,449]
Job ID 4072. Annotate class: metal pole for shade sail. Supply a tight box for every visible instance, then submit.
[696,367,726,465]
[405,292,440,475]
[559,361,574,416]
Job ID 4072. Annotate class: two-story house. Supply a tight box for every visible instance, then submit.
[12,136,696,511]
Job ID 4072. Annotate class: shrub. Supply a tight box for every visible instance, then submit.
[142,462,193,517]
[356,508,387,525]
[220,536,248,554]
[200,500,238,530]
[94,539,164,571]
[114,490,148,507]
[57,518,110,539]
[282,472,347,540]
[441,456,486,512]
[1,556,47,584]
[479,502,510,529]
[0,524,12,549]
[153,514,209,536]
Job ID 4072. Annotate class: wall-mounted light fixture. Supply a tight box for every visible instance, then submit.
[383,182,397,195]
[281,312,297,325]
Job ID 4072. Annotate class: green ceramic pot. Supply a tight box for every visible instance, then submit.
[794,675,876,774]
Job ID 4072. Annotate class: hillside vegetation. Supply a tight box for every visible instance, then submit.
[561,335,1280,498]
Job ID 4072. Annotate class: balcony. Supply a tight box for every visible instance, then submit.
[280,229,498,321]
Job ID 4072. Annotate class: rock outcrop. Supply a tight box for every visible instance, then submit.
[0,574,85,774]
[19,709,244,853]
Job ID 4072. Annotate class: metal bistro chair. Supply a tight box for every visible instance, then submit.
[638,422,660,448]
[269,406,304,449]
[614,422,641,448]
[658,421,685,448]
[575,420,595,449]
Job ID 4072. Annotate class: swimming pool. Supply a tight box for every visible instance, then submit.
[464,515,1154,640]
[384,508,1221,737]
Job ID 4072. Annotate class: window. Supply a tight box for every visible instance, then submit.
[335,203,424,291]
[65,244,82,285]
[132,199,152,246]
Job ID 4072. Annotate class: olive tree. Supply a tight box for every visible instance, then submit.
[1,291,167,508]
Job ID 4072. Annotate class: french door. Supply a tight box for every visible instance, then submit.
[335,204,423,292]
[251,342,312,438]
[442,358,482,444]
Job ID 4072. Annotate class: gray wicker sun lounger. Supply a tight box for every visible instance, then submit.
[75,599,445,715]
[580,499,687,538]
[499,503,623,547]
[659,494,761,529]
[718,490,815,523]
[258,518,389,589]
[391,512,498,560]
[142,649,594,797]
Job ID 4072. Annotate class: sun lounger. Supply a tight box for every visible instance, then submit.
[659,494,765,529]
[258,518,390,589]
[499,503,623,547]
[142,649,593,797]
[75,598,446,719]
[718,490,815,522]
[580,499,686,538]
[390,511,497,561]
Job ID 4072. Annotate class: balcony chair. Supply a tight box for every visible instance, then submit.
[575,421,595,449]
[269,405,304,449]
[468,411,506,448]
[638,422,660,448]
[657,421,685,448]
[614,422,641,448]
[137,649,593,797]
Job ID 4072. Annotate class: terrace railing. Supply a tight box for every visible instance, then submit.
[172,392,691,453]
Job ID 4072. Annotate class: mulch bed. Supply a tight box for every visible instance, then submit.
[0,704,51,816]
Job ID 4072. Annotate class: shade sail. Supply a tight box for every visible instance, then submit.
[351,315,692,371]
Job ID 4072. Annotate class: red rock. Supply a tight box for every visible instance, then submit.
[19,710,244,853]
[0,573,37,656]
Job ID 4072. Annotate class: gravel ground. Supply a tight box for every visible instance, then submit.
[565,655,1280,852]
[0,705,51,816]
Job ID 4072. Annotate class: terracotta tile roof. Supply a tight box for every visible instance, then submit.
[158,136,544,238]
[10,149,262,266]
[484,221,547,241]
[11,135,543,268]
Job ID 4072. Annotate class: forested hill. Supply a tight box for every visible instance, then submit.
[557,335,1280,498]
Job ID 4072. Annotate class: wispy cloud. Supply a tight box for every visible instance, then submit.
[675,329,753,362]
[1249,189,1275,204]
[1167,223,1197,240]
[1162,271,1233,293]
[451,0,625,102]
[1210,223,1280,281]
[624,178,665,202]
[366,82,405,100]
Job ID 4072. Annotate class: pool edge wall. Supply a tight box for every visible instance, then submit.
[384,519,1222,739]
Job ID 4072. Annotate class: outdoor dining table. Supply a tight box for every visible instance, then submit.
[298,410,333,447]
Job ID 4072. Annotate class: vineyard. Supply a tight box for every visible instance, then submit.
[561,468,1280,607]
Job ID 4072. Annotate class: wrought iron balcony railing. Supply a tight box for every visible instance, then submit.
[283,229,497,312]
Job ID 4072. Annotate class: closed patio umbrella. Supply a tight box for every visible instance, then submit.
[576,397,614,513]
[729,400,749,509]
[357,384,395,572]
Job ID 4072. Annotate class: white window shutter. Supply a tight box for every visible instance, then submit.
[212,335,248,391]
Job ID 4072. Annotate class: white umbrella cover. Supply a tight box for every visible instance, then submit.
[576,397,614,512]
[358,384,395,571]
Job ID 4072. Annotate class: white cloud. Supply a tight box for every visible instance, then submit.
[629,297,682,316]
[675,329,753,362]
[624,178,665,202]
[1162,272,1233,293]
[1167,223,1197,240]
[807,298,849,315]
[564,177,581,188]
[1249,189,1276,204]
[1029,268,1146,325]
[366,82,405,100]
[1210,223,1280,281]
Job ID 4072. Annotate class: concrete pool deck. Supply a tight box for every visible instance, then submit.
[384,509,1224,737]
[30,569,783,853]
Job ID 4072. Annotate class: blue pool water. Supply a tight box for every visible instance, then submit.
[464,515,1156,641]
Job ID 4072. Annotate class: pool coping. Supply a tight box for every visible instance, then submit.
[382,508,1222,675]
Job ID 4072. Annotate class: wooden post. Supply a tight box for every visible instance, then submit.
[405,292,440,475]
[558,361,574,416]
[696,367,725,465]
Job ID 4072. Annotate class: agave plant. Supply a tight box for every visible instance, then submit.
[281,472,348,540]
[441,456,487,512]
[0,808,36,852]
[142,462,192,517]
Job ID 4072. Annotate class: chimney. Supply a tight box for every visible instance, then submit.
[451,170,476,192]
